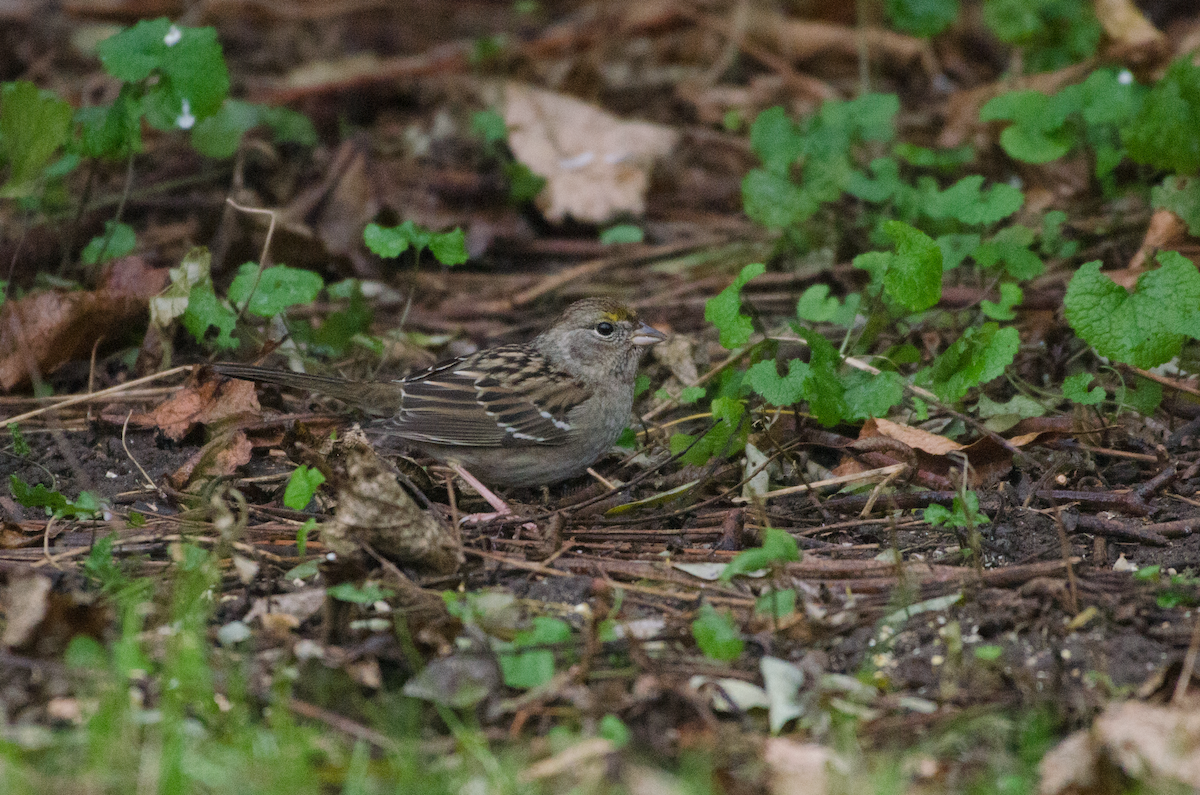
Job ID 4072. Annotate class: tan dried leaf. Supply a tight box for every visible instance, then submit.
[501,82,679,223]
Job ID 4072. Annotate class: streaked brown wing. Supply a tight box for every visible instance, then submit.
[373,348,586,448]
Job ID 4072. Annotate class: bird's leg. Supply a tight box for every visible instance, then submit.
[449,463,537,533]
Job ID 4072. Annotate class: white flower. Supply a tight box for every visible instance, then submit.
[176,98,195,130]
[164,25,182,46]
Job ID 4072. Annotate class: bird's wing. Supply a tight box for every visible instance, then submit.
[374,347,586,447]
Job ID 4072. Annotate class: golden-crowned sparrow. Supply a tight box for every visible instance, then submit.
[214,298,665,487]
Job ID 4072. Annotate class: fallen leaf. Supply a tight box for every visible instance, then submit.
[500,82,679,224]
[0,256,168,390]
[129,370,261,441]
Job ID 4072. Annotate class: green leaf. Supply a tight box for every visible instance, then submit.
[498,616,572,689]
[936,233,981,271]
[1152,176,1200,236]
[842,369,905,420]
[283,465,325,510]
[189,99,260,159]
[9,425,30,457]
[741,168,813,228]
[470,108,508,144]
[364,220,466,266]
[885,0,959,37]
[924,175,1024,225]
[981,90,1074,164]
[691,603,744,661]
[1062,373,1104,406]
[747,334,847,426]
[1124,57,1200,175]
[795,284,842,322]
[916,323,1019,402]
[1117,375,1162,416]
[1064,252,1200,368]
[0,81,73,198]
[748,106,806,174]
[705,262,765,349]
[327,582,395,604]
[721,528,800,581]
[427,227,468,266]
[754,588,797,619]
[980,282,1024,321]
[227,263,324,317]
[76,86,143,160]
[10,474,101,519]
[81,221,137,266]
[600,224,644,245]
[99,20,230,130]
[880,220,943,311]
[973,225,1043,280]
[181,282,238,350]
[257,105,318,146]
[670,396,747,466]
[924,491,989,529]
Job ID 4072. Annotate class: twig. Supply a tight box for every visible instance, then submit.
[2,366,192,428]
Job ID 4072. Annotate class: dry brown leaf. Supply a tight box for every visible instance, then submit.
[1122,209,1189,279]
[870,417,964,456]
[130,371,261,441]
[500,82,680,224]
[1095,0,1168,63]
[1039,701,1200,794]
[168,430,254,490]
[763,738,831,795]
[843,418,1025,486]
[0,256,168,390]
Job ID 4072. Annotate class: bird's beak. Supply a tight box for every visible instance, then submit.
[631,321,667,347]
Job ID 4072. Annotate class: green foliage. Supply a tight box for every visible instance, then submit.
[670,395,747,466]
[742,95,898,228]
[980,282,1023,321]
[496,616,573,689]
[228,263,324,317]
[886,0,959,37]
[9,473,101,519]
[1064,252,1200,369]
[916,323,1020,402]
[97,19,228,129]
[755,588,797,619]
[0,81,73,199]
[705,262,765,348]
[972,225,1043,280]
[871,220,944,311]
[81,220,137,266]
[191,100,317,159]
[982,0,1101,72]
[745,332,898,427]
[283,465,325,510]
[720,527,801,581]
[1152,175,1200,236]
[328,582,396,604]
[924,491,990,529]
[363,220,469,266]
[1124,57,1200,175]
[182,281,239,350]
[1062,372,1104,406]
[981,69,1144,185]
[600,224,644,244]
[9,424,30,456]
[691,603,744,661]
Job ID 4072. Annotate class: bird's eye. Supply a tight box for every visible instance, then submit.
[596,321,615,337]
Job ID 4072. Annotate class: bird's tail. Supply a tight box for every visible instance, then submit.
[211,363,397,416]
